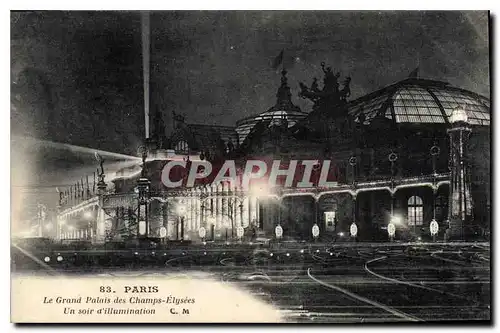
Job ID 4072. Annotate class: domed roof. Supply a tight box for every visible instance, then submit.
[236,109,308,145]
[236,70,307,145]
[348,78,490,126]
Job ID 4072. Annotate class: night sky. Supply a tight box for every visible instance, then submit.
[11,11,490,157]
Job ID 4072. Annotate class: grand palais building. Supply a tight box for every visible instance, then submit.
[56,67,490,244]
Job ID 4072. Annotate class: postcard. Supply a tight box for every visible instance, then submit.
[10,10,491,323]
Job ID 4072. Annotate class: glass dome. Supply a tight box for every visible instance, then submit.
[236,69,308,145]
[347,78,490,126]
[236,109,307,145]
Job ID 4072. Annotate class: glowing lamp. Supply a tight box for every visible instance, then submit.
[390,215,402,225]
[250,184,269,197]
[177,203,187,216]
[222,216,231,228]
[207,216,216,226]
[138,221,146,235]
[450,107,468,124]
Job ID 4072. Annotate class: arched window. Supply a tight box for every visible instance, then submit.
[408,196,423,226]
[175,140,189,154]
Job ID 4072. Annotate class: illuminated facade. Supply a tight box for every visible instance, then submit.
[56,68,490,243]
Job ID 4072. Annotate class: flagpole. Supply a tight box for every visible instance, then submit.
[86,175,89,199]
[142,11,151,140]
[282,49,285,72]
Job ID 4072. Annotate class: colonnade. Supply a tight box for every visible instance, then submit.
[169,181,260,239]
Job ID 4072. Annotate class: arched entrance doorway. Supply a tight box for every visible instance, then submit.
[317,193,354,240]
[280,195,315,241]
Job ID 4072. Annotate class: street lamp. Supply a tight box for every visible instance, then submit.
[312,223,320,241]
[250,183,269,197]
[387,222,396,242]
[177,202,187,241]
[430,219,439,242]
[37,203,47,237]
[44,222,54,239]
[447,106,473,240]
[58,218,66,240]
[83,211,94,240]
[68,225,75,239]
[349,156,357,185]
[136,146,151,239]
[222,215,231,241]
[388,215,401,242]
[177,203,187,216]
[207,215,216,241]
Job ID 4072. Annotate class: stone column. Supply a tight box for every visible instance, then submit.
[137,177,151,238]
[195,189,201,232]
[241,197,248,228]
[95,177,108,244]
[216,183,222,231]
[248,194,253,226]
[162,203,168,238]
[188,193,193,233]
[221,182,227,231]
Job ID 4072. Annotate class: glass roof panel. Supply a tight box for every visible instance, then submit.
[413,99,428,106]
[421,116,433,122]
[349,93,390,114]
[395,114,409,122]
[430,84,490,124]
[393,106,406,115]
[439,101,458,109]
[236,108,307,144]
[388,86,452,124]
[348,83,489,126]
[405,105,417,113]
[406,99,418,107]
[415,107,432,115]
[479,96,490,108]
[469,111,481,119]
[428,108,443,116]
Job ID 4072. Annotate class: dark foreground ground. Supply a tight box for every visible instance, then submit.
[11,241,491,323]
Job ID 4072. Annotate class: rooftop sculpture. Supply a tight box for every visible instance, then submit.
[299,62,352,113]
